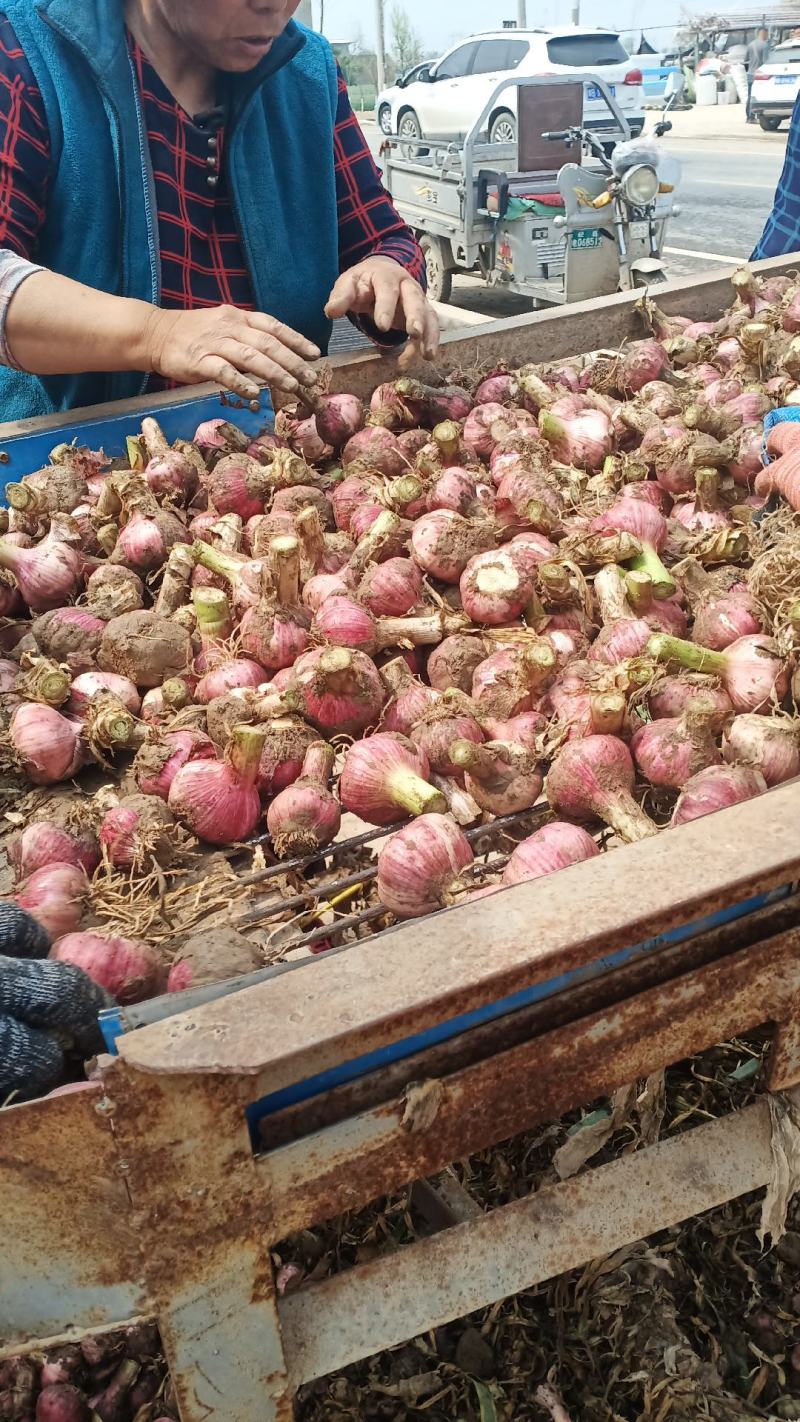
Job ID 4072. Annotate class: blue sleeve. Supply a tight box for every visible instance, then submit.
[752,96,800,259]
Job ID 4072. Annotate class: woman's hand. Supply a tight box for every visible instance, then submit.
[143,305,321,402]
[0,902,112,1098]
[326,256,440,363]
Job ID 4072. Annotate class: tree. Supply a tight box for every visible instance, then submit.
[389,5,424,79]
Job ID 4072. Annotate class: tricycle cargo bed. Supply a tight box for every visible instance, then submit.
[1,253,799,1422]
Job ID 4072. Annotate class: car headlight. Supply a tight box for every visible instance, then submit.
[621,164,659,206]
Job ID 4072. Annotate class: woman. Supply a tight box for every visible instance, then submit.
[0,0,439,419]
[753,94,800,258]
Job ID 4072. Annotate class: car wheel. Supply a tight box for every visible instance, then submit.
[489,110,517,144]
[420,235,452,305]
[378,104,393,136]
[398,109,422,141]
[758,114,782,131]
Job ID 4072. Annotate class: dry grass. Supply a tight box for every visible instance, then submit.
[749,507,800,630]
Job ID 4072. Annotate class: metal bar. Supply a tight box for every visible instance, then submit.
[279,1089,790,1388]
[412,1176,483,1230]
[258,898,800,1154]
[240,807,534,893]
[254,894,800,1151]
[298,905,386,946]
[0,1086,149,1353]
[105,1067,294,1422]
[258,924,800,1239]
[768,1017,800,1091]
[116,784,800,1083]
[321,253,800,402]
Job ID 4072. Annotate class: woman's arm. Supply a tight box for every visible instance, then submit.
[0,15,319,399]
[5,270,321,399]
[329,69,439,361]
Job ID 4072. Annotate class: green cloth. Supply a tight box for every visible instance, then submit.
[504,196,566,221]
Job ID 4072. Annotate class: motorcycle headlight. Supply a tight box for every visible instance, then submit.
[621,164,659,206]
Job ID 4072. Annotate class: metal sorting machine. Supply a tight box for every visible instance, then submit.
[1,257,799,1422]
[382,75,680,307]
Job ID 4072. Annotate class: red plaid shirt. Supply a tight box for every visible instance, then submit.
[0,16,423,328]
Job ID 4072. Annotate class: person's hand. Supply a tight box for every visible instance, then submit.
[142,305,321,403]
[0,903,113,1099]
[326,256,440,364]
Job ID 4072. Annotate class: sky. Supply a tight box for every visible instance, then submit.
[312,0,694,55]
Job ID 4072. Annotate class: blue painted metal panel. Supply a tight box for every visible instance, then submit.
[0,388,273,492]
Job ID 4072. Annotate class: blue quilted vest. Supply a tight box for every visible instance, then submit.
[0,0,339,419]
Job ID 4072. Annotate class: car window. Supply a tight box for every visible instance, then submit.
[435,43,478,80]
[771,46,800,62]
[546,33,629,67]
[470,39,530,73]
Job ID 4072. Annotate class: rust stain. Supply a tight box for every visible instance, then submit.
[263,925,800,1241]
[1,1089,150,1351]
[257,895,800,1153]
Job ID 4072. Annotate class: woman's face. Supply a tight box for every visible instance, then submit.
[158,0,303,71]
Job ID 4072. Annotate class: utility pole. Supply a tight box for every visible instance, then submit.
[517,0,528,25]
[374,0,387,94]
[571,0,580,22]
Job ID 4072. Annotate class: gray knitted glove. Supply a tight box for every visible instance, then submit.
[0,900,50,959]
[0,904,113,1099]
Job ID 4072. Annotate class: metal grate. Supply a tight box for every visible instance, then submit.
[531,237,567,277]
[231,805,553,956]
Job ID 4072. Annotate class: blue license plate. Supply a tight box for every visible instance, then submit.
[776,74,797,84]
[587,84,616,99]
[571,228,601,250]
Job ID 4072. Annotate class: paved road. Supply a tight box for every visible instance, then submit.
[662,141,784,278]
[363,120,789,318]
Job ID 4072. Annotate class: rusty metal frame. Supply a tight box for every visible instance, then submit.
[2,258,800,1419]
[3,786,800,1418]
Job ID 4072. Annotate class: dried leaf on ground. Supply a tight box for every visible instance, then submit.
[554,1083,637,1180]
[758,1092,800,1249]
[534,1382,574,1422]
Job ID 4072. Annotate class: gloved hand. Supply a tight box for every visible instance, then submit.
[0,902,113,1099]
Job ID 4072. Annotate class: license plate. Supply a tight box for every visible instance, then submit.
[587,84,616,99]
[571,228,601,250]
[629,220,650,239]
[776,74,797,84]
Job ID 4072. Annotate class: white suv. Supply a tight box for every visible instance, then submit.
[387,28,645,145]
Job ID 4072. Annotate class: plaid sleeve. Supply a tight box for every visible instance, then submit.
[334,68,424,286]
[0,13,51,259]
[752,95,800,259]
